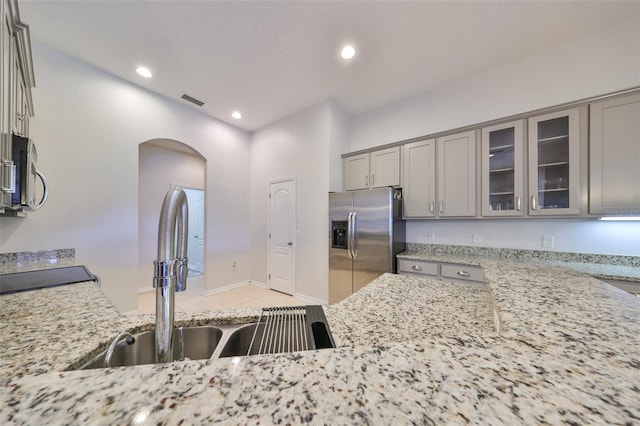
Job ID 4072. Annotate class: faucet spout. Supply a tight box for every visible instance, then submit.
[153,187,188,363]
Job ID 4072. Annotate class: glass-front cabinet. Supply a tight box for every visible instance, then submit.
[481,120,524,217]
[528,108,581,215]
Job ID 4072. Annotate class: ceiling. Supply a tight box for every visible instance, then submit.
[18,1,638,132]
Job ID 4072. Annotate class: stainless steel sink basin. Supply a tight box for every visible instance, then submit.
[217,323,260,358]
[218,306,335,358]
[74,305,335,370]
[79,326,223,369]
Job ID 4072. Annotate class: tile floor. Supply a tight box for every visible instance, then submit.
[134,275,307,314]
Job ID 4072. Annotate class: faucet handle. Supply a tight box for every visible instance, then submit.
[176,257,188,292]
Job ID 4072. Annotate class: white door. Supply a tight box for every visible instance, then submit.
[183,188,205,276]
[268,179,296,295]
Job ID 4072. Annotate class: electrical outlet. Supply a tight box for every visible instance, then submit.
[232,261,237,268]
[473,234,482,245]
[426,233,435,243]
[542,235,555,248]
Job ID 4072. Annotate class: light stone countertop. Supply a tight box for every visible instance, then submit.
[1,255,640,424]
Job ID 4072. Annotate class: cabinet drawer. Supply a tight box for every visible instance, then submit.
[440,263,484,282]
[398,259,439,277]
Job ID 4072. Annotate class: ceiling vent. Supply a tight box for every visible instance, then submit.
[181,93,204,107]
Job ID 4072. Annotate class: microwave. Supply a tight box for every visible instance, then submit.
[11,134,48,210]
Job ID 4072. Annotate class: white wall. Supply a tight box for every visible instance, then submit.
[0,45,252,312]
[348,16,640,256]
[250,101,350,302]
[138,141,205,290]
[328,101,351,193]
[350,17,640,150]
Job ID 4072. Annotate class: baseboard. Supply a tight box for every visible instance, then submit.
[202,280,252,296]
[139,280,327,306]
[293,292,328,306]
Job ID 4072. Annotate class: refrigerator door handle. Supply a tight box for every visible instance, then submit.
[351,211,358,258]
[347,212,354,259]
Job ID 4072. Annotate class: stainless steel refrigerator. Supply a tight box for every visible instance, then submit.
[329,187,405,303]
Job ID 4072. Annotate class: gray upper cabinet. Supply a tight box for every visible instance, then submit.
[589,93,640,215]
[370,147,400,188]
[437,130,477,217]
[481,120,525,217]
[343,153,370,191]
[0,0,34,213]
[343,147,400,191]
[1,0,13,209]
[402,139,436,218]
[527,108,582,216]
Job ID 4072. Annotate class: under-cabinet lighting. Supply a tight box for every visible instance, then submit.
[232,111,242,119]
[599,216,640,221]
[136,66,152,78]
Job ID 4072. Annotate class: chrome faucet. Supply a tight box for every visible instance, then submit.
[153,187,188,363]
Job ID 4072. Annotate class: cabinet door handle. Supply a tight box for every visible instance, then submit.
[439,201,444,214]
[365,175,369,187]
[372,174,375,186]
[0,161,16,193]
[457,270,470,277]
[531,195,537,210]
[411,265,423,271]
[516,196,521,211]
[429,201,434,214]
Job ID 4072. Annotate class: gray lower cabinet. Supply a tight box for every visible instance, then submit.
[397,258,438,278]
[397,258,484,284]
[440,263,484,283]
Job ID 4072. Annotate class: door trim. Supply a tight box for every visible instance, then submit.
[267,177,296,295]
[171,183,206,276]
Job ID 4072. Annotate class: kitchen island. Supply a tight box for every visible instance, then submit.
[1,254,639,424]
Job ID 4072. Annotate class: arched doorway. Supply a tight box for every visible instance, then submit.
[138,139,206,291]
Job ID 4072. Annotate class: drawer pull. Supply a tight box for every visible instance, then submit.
[457,270,470,277]
[411,265,423,271]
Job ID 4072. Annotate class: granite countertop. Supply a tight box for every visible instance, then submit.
[2,255,640,424]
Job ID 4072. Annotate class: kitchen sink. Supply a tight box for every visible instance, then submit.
[218,307,335,358]
[79,326,223,369]
[74,305,335,370]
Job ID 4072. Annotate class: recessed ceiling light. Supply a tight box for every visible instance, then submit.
[341,45,356,60]
[232,111,242,119]
[136,66,152,78]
